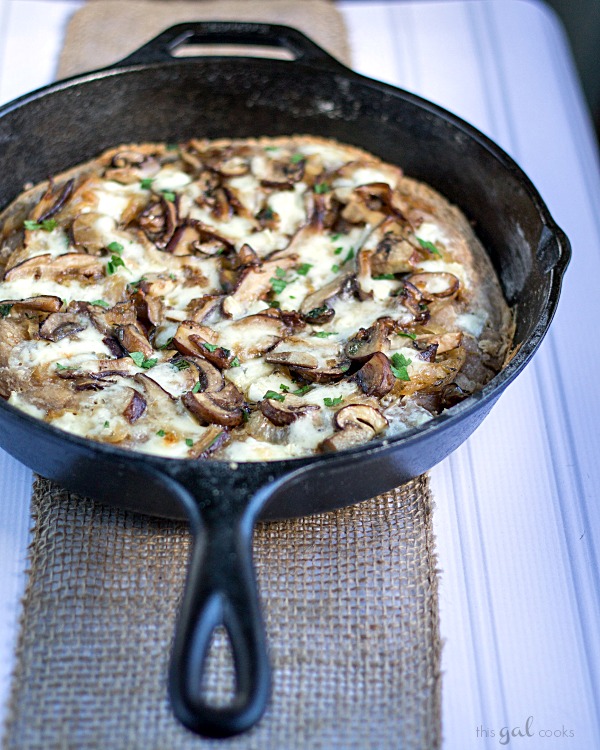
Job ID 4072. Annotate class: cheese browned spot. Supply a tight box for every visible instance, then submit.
[0,136,513,460]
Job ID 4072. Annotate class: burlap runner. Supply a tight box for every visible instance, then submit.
[2,3,442,748]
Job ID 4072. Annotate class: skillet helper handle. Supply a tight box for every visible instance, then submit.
[168,495,270,737]
[115,21,348,72]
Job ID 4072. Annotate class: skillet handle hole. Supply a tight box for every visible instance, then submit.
[198,624,237,709]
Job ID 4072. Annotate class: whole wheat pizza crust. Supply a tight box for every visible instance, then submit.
[0,135,513,461]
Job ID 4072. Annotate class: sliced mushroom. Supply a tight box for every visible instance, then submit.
[139,195,178,248]
[209,153,250,177]
[172,321,233,368]
[191,357,225,393]
[55,357,137,379]
[33,178,74,223]
[405,272,460,302]
[259,394,319,426]
[352,352,396,397]
[319,404,388,452]
[39,312,87,342]
[265,350,319,369]
[182,382,245,427]
[345,319,395,361]
[368,221,422,276]
[186,295,223,324]
[165,223,202,256]
[123,390,147,423]
[105,151,160,184]
[260,158,305,188]
[131,288,164,327]
[415,331,462,356]
[4,253,104,283]
[222,257,295,318]
[299,272,354,316]
[188,425,230,458]
[266,337,350,383]
[0,295,62,314]
[116,324,154,358]
[71,212,115,254]
[395,281,430,324]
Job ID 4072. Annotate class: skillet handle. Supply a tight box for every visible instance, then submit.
[167,472,272,737]
[115,21,348,72]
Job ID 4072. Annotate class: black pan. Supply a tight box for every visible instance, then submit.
[0,22,570,738]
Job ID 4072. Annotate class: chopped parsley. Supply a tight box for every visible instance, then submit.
[172,358,189,370]
[267,300,281,309]
[373,274,396,280]
[192,382,203,393]
[90,299,110,308]
[290,153,305,163]
[264,390,285,402]
[140,178,154,190]
[305,305,329,320]
[130,351,158,369]
[296,263,312,276]
[334,246,344,255]
[103,421,110,429]
[270,277,288,295]
[23,219,57,232]
[106,254,127,275]
[279,384,290,393]
[275,266,287,279]
[312,331,338,338]
[390,352,412,381]
[156,429,166,437]
[185,438,194,447]
[230,356,241,368]
[0,304,13,317]
[342,248,355,265]
[331,264,340,274]
[396,331,417,340]
[324,396,343,407]
[162,190,176,202]
[166,143,179,151]
[331,233,342,241]
[106,241,123,254]
[314,182,330,194]
[160,337,174,350]
[417,237,442,257]
[292,385,313,396]
[202,343,219,352]
[265,146,278,152]
[55,363,79,371]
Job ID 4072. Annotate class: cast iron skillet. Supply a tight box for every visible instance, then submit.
[0,22,569,737]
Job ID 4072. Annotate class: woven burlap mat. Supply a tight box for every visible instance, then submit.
[2,3,442,748]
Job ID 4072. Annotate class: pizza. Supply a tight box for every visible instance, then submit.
[0,136,513,460]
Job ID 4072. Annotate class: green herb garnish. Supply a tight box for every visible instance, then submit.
[103,421,110,428]
[55,363,79,371]
[275,266,287,279]
[156,429,166,437]
[172,358,189,370]
[140,178,154,190]
[331,264,340,273]
[23,219,57,232]
[90,299,110,308]
[192,382,202,393]
[106,241,123,254]
[296,263,312,276]
[268,300,281,309]
[373,274,396,280]
[397,332,417,340]
[230,356,241,368]
[0,304,13,317]
[279,384,290,393]
[334,246,343,255]
[292,385,312,396]
[290,153,305,163]
[312,331,338,338]
[417,237,442,257]
[264,390,285,402]
[270,277,288,295]
[314,182,330,194]
[331,233,342,241]
[162,191,176,202]
[342,248,355,265]
[159,337,174,350]
[130,351,157,369]
[106,254,127,275]
[390,352,412,381]
[202,343,219,352]
[185,438,194,447]
[324,395,343,407]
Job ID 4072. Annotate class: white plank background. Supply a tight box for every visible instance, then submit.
[1,1,599,747]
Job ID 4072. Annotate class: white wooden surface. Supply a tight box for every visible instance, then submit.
[1,1,599,747]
